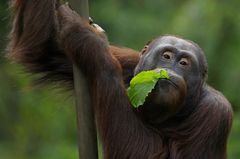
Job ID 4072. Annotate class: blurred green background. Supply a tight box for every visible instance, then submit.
[0,0,239,158]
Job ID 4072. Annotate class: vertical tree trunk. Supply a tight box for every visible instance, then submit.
[68,0,99,159]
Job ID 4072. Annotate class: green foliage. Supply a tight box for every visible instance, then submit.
[127,70,169,108]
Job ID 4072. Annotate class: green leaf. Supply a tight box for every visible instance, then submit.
[127,69,169,108]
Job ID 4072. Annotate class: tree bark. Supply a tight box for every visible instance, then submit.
[68,0,99,158]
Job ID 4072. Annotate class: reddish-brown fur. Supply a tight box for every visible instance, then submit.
[7,1,233,159]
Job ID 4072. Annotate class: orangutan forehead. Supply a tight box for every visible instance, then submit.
[151,36,200,53]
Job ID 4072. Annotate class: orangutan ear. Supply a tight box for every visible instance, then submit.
[140,40,152,55]
[141,45,148,55]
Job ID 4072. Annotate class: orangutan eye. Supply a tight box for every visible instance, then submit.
[162,51,173,60]
[179,58,189,66]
